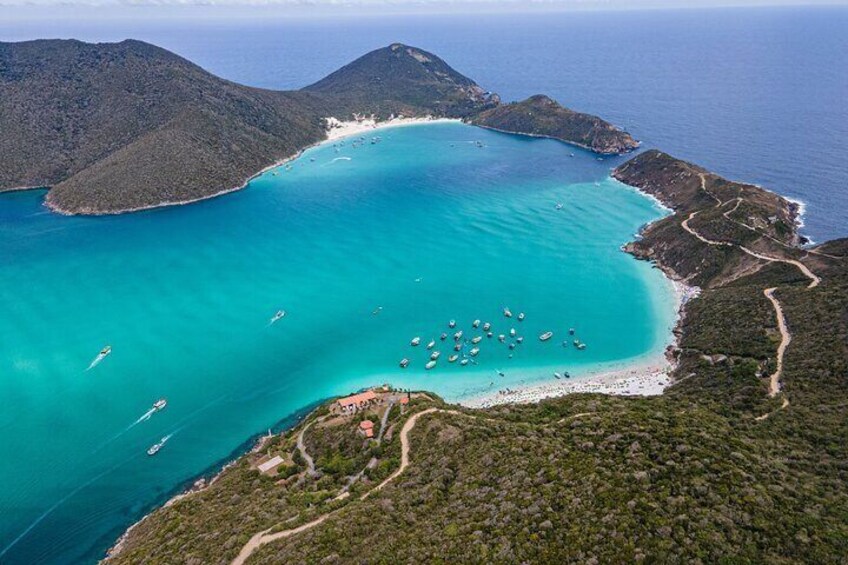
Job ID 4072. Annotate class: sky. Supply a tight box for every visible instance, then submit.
[1,0,846,12]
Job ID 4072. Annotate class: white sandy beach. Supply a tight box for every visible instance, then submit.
[324,115,460,142]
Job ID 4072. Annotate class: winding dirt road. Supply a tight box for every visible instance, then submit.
[232,407,448,564]
[762,288,791,397]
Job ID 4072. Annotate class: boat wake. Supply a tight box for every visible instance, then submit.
[326,156,352,166]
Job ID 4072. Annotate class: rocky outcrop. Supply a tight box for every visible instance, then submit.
[470,94,638,155]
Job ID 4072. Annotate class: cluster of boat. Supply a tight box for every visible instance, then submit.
[400,308,534,371]
[399,309,589,372]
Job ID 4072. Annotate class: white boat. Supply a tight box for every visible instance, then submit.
[448,354,459,363]
[430,351,441,361]
[147,434,171,456]
[152,398,167,411]
[569,328,575,335]
[86,345,112,370]
[460,359,469,366]
[454,343,462,351]
[498,334,506,342]
[400,358,410,368]
[554,372,562,379]
[577,343,587,350]
[449,319,456,328]
[509,343,516,350]
[471,336,482,344]
[503,307,512,318]
[440,333,448,341]
[453,330,463,341]
[427,340,436,350]
[517,312,525,322]
[469,347,480,357]
[555,203,563,210]
[482,322,491,331]
[425,360,437,370]
[487,332,494,338]
[472,319,481,328]
[269,310,286,324]
[516,336,524,344]
[410,337,421,346]
[509,328,516,337]
[539,331,554,341]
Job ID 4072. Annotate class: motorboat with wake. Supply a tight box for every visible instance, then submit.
[269,310,286,325]
[147,434,172,456]
[86,345,112,370]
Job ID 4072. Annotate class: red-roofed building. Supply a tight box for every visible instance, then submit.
[400,397,410,406]
[335,390,377,413]
[359,420,375,438]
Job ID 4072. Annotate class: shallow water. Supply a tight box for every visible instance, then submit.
[0,122,677,562]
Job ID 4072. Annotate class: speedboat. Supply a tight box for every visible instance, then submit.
[516,336,524,344]
[482,322,491,332]
[410,337,421,346]
[147,435,170,456]
[448,354,459,363]
[471,336,482,344]
[400,358,410,368]
[577,343,587,350]
[487,332,494,338]
[469,347,480,357]
[425,360,437,370]
[554,372,562,379]
[509,328,516,337]
[508,343,516,350]
[87,345,112,370]
[539,331,554,341]
[573,339,581,346]
[270,310,286,324]
[153,398,167,411]
[472,319,481,328]
[460,359,469,366]
[503,307,512,318]
[427,340,436,350]
[453,330,463,341]
[440,333,448,341]
[430,351,441,361]
[454,343,462,351]
[555,203,563,210]
[517,312,525,322]
[449,319,456,328]
[498,334,506,342]
[569,328,575,335]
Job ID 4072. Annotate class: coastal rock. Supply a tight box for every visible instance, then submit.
[470,94,639,155]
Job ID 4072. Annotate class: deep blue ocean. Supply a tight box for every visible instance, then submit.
[1,7,846,564]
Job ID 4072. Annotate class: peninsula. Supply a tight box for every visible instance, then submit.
[0,40,636,215]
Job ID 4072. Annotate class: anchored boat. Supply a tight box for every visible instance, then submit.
[539,331,554,341]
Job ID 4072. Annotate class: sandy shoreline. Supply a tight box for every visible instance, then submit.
[460,360,673,408]
[324,115,460,142]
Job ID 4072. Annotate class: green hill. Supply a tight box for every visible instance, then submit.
[1,40,635,215]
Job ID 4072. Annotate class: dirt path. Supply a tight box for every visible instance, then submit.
[232,408,451,564]
[296,422,317,477]
[688,173,820,289]
[362,407,445,499]
[231,513,334,565]
[762,288,791,397]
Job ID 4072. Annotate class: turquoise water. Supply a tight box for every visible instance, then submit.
[0,122,676,563]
